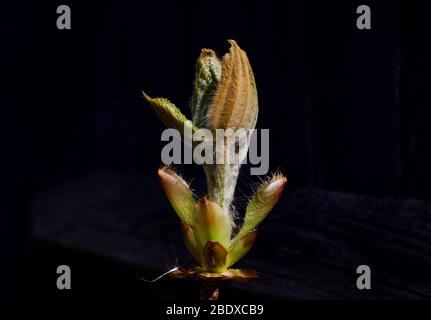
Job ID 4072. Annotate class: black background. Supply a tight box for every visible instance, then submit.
[1,0,431,300]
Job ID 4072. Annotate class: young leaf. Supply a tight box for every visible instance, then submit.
[191,49,222,128]
[207,40,258,131]
[181,222,202,265]
[233,174,287,242]
[227,229,257,267]
[142,91,198,140]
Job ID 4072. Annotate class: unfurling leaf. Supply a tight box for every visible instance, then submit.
[191,49,222,128]
[233,173,287,242]
[207,40,258,131]
[142,91,197,139]
[202,40,258,212]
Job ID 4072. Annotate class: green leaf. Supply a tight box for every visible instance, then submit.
[142,91,198,141]
[233,174,287,242]
[181,222,202,265]
[191,49,222,128]
[158,167,195,225]
[192,197,233,248]
[227,229,257,267]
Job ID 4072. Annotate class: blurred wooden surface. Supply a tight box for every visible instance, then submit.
[31,173,431,300]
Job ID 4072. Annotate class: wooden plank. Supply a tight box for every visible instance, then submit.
[32,173,431,299]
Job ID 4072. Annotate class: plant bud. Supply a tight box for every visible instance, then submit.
[193,197,233,248]
[202,241,228,273]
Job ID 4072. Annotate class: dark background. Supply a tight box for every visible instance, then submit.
[1,0,431,300]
